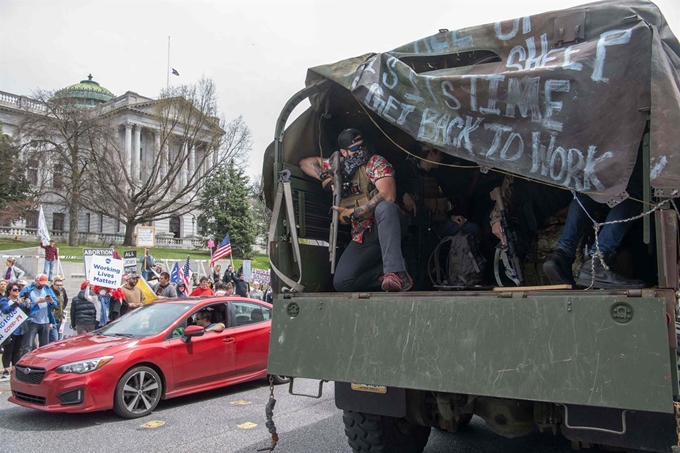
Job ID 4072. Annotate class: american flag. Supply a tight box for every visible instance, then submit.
[210,233,232,266]
[178,255,192,289]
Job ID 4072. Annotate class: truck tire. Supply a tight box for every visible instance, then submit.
[343,410,431,453]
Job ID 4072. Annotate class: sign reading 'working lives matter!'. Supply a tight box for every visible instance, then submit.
[88,255,125,289]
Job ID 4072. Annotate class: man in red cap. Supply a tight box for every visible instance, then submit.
[19,274,57,356]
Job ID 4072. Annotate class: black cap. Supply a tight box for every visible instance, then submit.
[337,128,363,149]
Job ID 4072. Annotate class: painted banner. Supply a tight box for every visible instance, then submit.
[0,307,28,343]
[88,255,124,289]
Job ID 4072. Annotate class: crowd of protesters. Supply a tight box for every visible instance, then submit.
[0,248,271,380]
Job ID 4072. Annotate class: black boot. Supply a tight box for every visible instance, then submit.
[575,257,645,289]
[542,249,576,286]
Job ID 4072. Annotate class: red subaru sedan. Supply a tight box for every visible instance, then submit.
[9,297,287,418]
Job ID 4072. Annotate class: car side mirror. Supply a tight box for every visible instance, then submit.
[182,325,205,343]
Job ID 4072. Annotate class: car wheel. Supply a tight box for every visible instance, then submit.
[269,374,290,385]
[113,366,163,418]
[343,410,431,453]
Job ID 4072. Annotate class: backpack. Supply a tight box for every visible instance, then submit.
[429,233,486,287]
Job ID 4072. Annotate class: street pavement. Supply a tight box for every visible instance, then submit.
[0,377,576,453]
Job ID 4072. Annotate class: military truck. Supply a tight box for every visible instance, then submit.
[263,1,680,451]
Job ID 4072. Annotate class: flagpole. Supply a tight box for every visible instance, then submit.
[166,36,170,90]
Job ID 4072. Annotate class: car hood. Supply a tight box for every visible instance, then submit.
[19,334,140,367]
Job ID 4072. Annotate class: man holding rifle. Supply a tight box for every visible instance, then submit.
[300,128,412,292]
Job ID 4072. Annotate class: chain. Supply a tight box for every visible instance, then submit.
[257,375,279,452]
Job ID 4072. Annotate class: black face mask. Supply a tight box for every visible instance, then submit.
[342,148,369,181]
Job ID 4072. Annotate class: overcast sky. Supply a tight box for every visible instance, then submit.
[1,0,678,181]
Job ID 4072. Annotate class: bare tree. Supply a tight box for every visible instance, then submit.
[84,78,252,245]
[17,90,118,245]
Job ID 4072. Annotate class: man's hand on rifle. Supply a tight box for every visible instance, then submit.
[331,206,354,224]
[491,221,507,246]
[402,193,417,216]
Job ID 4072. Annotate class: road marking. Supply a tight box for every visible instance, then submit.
[230,400,251,406]
[237,422,258,429]
[141,421,165,428]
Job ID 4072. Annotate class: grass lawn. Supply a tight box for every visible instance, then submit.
[0,237,270,270]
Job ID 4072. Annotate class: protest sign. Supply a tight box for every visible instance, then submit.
[123,250,137,274]
[0,307,28,343]
[242,260,252,282]
[83,248,113,280]
[88,255,124,289]
[251,269,270,286]
[136,226,156,247]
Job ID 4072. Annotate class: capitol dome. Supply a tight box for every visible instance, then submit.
[51,74,115,108]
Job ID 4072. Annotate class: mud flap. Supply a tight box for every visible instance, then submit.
[560,404,676,452]
[335,382,406,418]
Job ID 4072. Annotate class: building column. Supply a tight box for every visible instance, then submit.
[124,122,132,178]
[190,144,196,178]
[181,142,188,188]
[154,129,161,181]
[133,124,142,182]
[212,146,219,167]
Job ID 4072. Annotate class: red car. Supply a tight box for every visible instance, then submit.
[9,297,287,418]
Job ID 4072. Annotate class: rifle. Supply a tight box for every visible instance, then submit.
[490,187,523,286]
[329,151,342,274]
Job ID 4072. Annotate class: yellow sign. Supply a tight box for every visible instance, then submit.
[140,420,165,428]
[237,422,258,429]
[351,383,387,394]
[230,400,252,406]
[136,276,158,304]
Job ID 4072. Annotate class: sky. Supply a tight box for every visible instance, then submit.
[1,0,679,182]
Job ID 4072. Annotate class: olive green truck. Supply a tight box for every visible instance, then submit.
[263,1,680,451]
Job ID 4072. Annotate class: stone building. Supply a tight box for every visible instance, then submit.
[0,75,224,248]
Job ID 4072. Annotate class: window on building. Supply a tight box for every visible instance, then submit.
[27,167,38,186]
[24,211,38,229]
[169,216,181,238]
[99,213,104,233]
[53,165,64,189]
[53,213,65,231]
[85,213,91,233]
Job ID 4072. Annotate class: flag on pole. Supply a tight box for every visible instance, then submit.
[170,262,181,285]
[210,233,232,266]
[171,68,180,76]
[37,205,51,246]
[178,255,191,289]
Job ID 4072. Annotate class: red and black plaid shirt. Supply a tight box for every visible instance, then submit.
[41,244,58,261]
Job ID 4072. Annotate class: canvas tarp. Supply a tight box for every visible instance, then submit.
[265,0,680,206]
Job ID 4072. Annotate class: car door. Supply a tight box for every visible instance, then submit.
[169,303,235,389]
[230,301,272,379]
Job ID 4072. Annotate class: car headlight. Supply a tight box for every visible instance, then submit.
[55,356,114,374]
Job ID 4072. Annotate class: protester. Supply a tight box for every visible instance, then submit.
[70,282,98,334]
[222,264,237,285]
[190,276,214,296]
[300,128,412,292]
[93,286,110,327]
[152,272,178,298]
[1,282,28,379]
[225,282,234,296]
[140,247,156,280]
[40,239,58,281]
[233,272,250,297]
[4,257,25,284]
[0,279,7,297]
[49,277,69,342]
[249,282,264,300]
[195,309,225,332]
[212,264,222,284]
[19,274,57,356]
[108,288,128,322]
[213,282,227,296]
[175,282,189,297]
[120,273,145,309]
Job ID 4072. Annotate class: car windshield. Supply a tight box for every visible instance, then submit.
[98,303,194,337]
